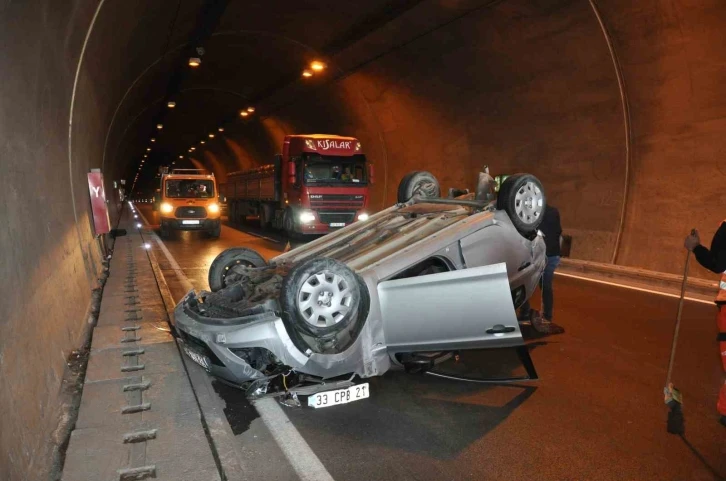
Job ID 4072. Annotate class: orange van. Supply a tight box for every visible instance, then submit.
[155,169,222,238]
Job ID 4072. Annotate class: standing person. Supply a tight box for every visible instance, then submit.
[519,204,563,333]
[684,221,726,427]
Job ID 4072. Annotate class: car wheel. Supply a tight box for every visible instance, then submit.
[159,222,170,239]
[497,173,546,235]
[280,257,369,354]
[208,222,221,239]
[397,171,440,203]
[208,247,267,292]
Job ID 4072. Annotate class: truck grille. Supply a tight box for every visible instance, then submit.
[175,206,207,218]
[309,194,364,209]
[318,212,356,225]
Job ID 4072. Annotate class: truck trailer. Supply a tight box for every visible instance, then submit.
[224,134,373,237]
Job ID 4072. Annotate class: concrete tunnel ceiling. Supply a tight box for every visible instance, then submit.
[79,0,726,278]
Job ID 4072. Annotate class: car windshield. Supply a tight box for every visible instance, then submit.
[303,154,367,185]
[165,179,215,198]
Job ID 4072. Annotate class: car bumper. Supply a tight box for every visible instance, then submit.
[161,218,220,230]
[173,290,380,384]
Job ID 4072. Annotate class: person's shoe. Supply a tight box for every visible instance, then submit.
[531,315,551,333]
[720,415,726,427]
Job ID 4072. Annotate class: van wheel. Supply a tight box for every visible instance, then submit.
[159,222,170,239]
[280,258,369,354]
[397,171,440,203]
[497,173,546,235]
[208,248,267,292]
[208,222,221,239]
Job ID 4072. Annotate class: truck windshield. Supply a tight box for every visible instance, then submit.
[303,154,367,185]
[165,179,215,198]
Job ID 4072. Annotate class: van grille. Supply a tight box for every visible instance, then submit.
[175,206,207,218]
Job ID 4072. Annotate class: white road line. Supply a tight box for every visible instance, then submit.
[253,398,335,481]
[134,203,335,481]
[554,271,714,305]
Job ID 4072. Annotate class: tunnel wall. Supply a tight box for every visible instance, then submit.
[0,2,110,479]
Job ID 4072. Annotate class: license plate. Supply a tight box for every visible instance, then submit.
[182,345,210,369]
[307,383,369,408]
[329,222,345,227]
[182,220,200,225]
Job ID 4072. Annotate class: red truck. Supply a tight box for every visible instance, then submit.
[224,134,373,236]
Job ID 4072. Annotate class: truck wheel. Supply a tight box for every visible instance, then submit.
[208,247,267,292]
[259,205,272,229]
[283,209,298,239]
[496,173,546,235]
[280,258,369,354]
[208,222,221,239]
[397,171,440,203]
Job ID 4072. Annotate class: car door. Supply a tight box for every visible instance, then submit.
[378,262,524,352]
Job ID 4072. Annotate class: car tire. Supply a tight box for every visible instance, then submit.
[208,247,268,292]
[397,171,440,203]
[159,222,170,239]
[280,257,369,354]
[208,222,221,239]
[496,173,546,235]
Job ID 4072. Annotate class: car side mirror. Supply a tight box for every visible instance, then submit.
[219,195,226,203]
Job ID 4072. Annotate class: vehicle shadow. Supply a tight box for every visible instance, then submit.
[285,349,538,459]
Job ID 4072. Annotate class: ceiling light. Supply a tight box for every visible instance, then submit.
[188,57,201,67]
[167,101,176,108]
[200,140,205,144]
[240,111,249,117]
[208,133,215,138]
[247,106,255,113]
[188,149,192,152]
[302,70,313,78]
[150,138,156,142]
[190,147,196,151]
[310,61,325,71]
[146,148,151,151]
[156,124,163,129]
[179,155,183,158]
[218,127,224,132]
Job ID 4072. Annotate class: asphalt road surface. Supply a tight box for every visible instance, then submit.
[137,205,725,481]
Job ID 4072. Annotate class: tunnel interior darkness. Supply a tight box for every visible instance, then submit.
[2,0,726,478]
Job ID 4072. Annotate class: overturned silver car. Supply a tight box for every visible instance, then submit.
[174,169,547,402]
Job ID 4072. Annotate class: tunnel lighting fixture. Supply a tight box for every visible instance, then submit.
[188,149,192,152]
[247,106,255,113]
[150,138,156,142]
[190,147,196,151]
[208,133,215,138]
[218,127,224,132]
[188,57,201,67]
[143,242,152,250]
[240,111,249,117]
[156,124,163,130]
[146,148,151,151]
[200,140,205,144]
[136,223,142,229]
[167,101,176,108]
[302,70,313,78]
[310,61,325,71]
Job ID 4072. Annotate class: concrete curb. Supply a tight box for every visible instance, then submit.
[559,258,718,302]
[143,229,248,481]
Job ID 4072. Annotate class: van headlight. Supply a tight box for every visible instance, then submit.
[208,203,220,214]
[299,211,316,224]
[160,202,174,214]
[357,213,369,221]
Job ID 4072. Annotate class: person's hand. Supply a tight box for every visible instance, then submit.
[684,229,700,251]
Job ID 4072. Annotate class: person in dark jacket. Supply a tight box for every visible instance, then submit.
[519,205,563,331]
[684,221,726,427]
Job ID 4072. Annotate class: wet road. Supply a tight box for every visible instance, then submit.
[137,204,725,481]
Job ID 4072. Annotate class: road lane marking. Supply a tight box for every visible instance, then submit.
[555,271,714,305]
[254,398,335,481]
[135,204,335,481]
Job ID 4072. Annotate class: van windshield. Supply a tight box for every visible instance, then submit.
[165,179,215,198]
[302,153,367,185]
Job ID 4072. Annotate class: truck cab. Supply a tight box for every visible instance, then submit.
[282,135,372,235]
[155,168,222,239]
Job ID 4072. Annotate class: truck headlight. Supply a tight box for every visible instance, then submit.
[299,211,316,224]
[208,203,220,214]
[160,202,174,214]
[357,213,369,221]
